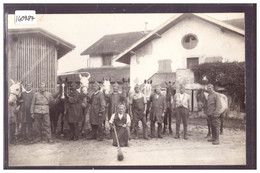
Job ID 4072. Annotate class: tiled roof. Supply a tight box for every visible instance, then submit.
[58,66,130,83]
[223,18,245,30]
[80,31,150,56]
[148,72,176,88]
[8,27,75,59]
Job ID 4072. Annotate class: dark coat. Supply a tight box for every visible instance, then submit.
[108,92,126,120]
[89,91,106,125]
[150,93,166,123]
[20,91,34,124]
[66,90,83,123]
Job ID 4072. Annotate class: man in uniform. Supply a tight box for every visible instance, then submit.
[129,84,149,140]
[30,82,57,143]
[172,84,190,140]
[20,82,34,142]
[149,85,166,138]
[89,81,106,141]
[206,84,222,145]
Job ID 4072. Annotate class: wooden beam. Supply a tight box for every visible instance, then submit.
[154,32,162,38]
[129,50,136,55]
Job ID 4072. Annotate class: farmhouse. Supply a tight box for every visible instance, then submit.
[59,31,150,86]
[115,13,245,90]
[7,28,75,93]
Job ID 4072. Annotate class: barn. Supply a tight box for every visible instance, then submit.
[7,28,75,93]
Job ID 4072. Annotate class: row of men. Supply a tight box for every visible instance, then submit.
[10,81,221,146]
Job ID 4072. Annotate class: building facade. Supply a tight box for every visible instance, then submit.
[7,28,75,93]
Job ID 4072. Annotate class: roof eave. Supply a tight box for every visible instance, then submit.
[8,28,76,59]
[115,13,245,64]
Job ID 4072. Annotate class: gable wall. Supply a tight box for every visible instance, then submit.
[130,16,245,89]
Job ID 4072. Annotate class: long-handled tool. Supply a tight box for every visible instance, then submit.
[113,125,124,161]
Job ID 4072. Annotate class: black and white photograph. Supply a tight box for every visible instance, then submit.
[3,4,256,169]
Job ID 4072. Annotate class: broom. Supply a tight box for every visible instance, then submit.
[112,124,124,161]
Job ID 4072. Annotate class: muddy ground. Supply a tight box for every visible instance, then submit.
[8,117,246,167]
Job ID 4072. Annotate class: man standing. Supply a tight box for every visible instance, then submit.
[206,84,222,145]
[149,85,166,138]
[172,85,190,140]
[143,80,152,121]
[129,84,149,140]
[30,82,56,143]
[109,104,131,147]
[107,82,127,138]
[20,82,34,142]
[66,82,82,141]
[89,81,106,141]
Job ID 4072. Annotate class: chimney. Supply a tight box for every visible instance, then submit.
[144,22,148,34]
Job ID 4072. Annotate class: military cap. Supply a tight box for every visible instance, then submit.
[113,82,119,88]
[71,82,77,89]
[134,84,140,89]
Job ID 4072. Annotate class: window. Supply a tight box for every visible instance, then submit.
[182,34,198,49]
[158,59,172,72]
[187,57,199,69]
[102,54,112,66]
[205,56,223,63]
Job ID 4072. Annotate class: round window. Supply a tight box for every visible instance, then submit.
[182,34,198,49]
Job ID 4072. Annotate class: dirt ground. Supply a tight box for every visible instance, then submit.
[7,117,246,167]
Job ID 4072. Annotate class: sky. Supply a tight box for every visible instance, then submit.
[8,13,244,74]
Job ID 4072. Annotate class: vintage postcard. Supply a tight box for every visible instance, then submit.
[3,4,256,169]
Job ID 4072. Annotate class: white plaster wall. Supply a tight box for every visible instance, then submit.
[152,16,245,71]
[89,55,127,67]
[130,16,245,89]
[89,55,103,67]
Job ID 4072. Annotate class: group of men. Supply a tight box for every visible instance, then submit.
[10,80,222,146]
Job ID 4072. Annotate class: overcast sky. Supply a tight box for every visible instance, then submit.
[8,13,244,74]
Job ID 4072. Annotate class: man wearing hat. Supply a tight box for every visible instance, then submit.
[30,82,57,143]
[206,84,222,145]
[149,85,166,138]
[129,84,149,140]
[172,84,190,140]
[107,82,127,139]
[89,81,106,141]
[20,81,35,142]
[66,82,82,141]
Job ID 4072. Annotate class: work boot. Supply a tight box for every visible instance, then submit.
[143,128,150,140]
[212,125,220,145]
[163,125,167,134]
[158,132,163,139]
[169,126,173,134]
[174,133,180,139]
[207,138,215,142]
[48,138,54,143]
[212,140,220,145]
[150,130,156,138]
[158,124,163,139]
[150,122,156,138]
[174,124,180,139]
[184,125,188,140]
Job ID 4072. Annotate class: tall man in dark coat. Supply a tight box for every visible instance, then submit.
[89,81,106,141]
[206,84,222,145]
[30,82,57,143]
[66,82,82,141]
[20,82,34,142]
[149,85,166,138]
[107,82,127,138]
[129,84,149,140]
